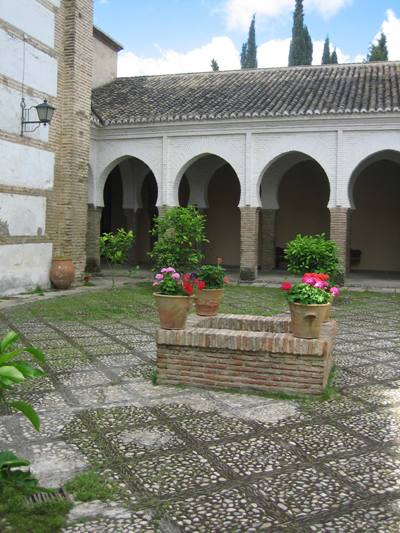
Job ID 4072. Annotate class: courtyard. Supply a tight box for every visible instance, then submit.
[1,282,400,531]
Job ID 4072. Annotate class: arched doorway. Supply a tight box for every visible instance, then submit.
[350,151,400,272]
[100,156,158,266]
[259,152,330,270]
[177,154,241,267]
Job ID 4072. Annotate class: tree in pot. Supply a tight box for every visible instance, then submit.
[153,267,194,330]
[194,265,229,316]
[281,273,340,338]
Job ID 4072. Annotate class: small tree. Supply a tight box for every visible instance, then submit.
[367,32,389,62]
[148,206,208,272]
[284,233,342,281]
[99,228,134,288]
[211,58,219,71]
[330,48,338,64]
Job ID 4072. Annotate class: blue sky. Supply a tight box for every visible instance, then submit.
[93,0,400,76]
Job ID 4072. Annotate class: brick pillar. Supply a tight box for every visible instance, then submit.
[123,208,137,264]
[85,205,102,272]
[47,0,93,280]
[260,209,277,271]
[330,208,352,273]
[240,207,260,281]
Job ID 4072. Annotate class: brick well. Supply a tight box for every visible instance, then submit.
[156,314,336,395]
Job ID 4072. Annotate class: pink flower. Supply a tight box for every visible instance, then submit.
[172,272,180,280]
[303,277,315,286]
[165,267,176,273]
[281,281,292,291]
[155,273,164,280]
[315,280,328,289]
[330,286,340,297]
[161,268,167,273]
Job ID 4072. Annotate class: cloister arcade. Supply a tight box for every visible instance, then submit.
[88,128,400,280]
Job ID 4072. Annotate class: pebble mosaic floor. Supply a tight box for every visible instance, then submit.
[1,293,400,531]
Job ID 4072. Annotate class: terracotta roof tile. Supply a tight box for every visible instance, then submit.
[91,62,400,126]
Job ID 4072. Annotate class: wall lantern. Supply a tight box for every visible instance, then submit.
[20,97,55,136]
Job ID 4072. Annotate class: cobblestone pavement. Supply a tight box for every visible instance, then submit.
[1,294,400,531]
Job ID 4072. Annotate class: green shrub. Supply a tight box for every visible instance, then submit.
[284,234,342,279]
[148,206,208,272]
[197,265,227,289]
[99,228,134,288]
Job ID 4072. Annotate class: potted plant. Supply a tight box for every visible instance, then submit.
[50,257,75,290]
[153,267,194,329]
[281,273,340,338]
[194,265,229,316]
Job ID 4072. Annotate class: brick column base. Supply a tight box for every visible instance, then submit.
[240,207,260,281]
[330,207,351,274]
[260,209,277,271]
[86,204,103,272]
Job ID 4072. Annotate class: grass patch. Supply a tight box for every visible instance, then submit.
[0,484,72,533]
[64,470,120,502]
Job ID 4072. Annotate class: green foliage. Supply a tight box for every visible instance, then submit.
[0,331,46,431]
[149,206,208,272]
[211,58,219,71]
[288,0,313,66]
[99,229,134,265]
[0,450,38,490]
[330,48,338,64]
[0,483,71,533]
[284,234,342,278]
[240,14,258,69]
[150,368,158,385]
[99,228,134,288]
[285,283,332,304]
[197,265,227,289]
[65,470,119,502]
[367,32,388,62]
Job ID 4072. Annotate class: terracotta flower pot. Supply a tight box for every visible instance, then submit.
[323,302,332,322]
[50,258,75,290]
[154,293,192,330]
[289,302,330,339]
[194,288,224,316]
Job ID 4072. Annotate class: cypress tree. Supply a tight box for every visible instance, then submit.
[322,37,331,65]
[288,0,313,66]
[211,58,219,71]
[330,48,338,64]
[240,14,258,69]
[367,32,389,62]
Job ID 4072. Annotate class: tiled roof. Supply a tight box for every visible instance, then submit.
[91,62,400,126]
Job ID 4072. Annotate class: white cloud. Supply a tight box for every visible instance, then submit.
[118,35,356,78]
[223,0,352,31]
[118,37,240,76]
[377,9,400,61]
[258,38,350,68]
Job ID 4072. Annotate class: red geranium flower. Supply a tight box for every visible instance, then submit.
[281,281,292,291]
[183,281,193,295]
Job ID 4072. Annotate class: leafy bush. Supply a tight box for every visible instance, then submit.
[148,206,208,272]
[99,228,134,288]
[0,451,38,490]
[197,265,228,289]
[0,331,46,431]
[284,234,342,279]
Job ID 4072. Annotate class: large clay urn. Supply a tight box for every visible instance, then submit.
[289,302,330,339]
[50,258,75,290]
[194,288,224,316]
[154,293,192,330]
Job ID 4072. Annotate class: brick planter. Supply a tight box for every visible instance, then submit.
[156,314,336,395]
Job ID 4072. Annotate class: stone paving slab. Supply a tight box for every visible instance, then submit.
[1,294,400,531]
